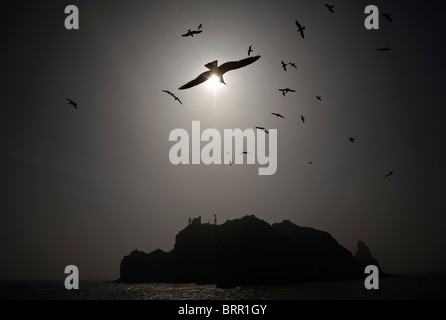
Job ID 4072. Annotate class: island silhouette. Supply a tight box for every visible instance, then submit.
[115,215,386,286]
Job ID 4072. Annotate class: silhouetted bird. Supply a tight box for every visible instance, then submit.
[248,45,253,56]
[181,29,202,37]
[272,113,285,119]
[295,20,306,39]
[301,115,306,123]
[174,97,182,104]
[349,137,356,143]
[316,96,322,101]
[378,47,391,52]
[289,62,298,69]
[278,88,296,97]
[256,126,269,134]
[385,171,394,178]
[281,61,287,71]
[382,13,392,22]
[66,98,78,109]
[162,90,183,105]
[309,162,313,164]
[325,4,335,13]
[241,151,250,155]
[198,23,203,30]
[179,55,261,90]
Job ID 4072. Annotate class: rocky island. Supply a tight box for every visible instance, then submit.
[116,215,384,286]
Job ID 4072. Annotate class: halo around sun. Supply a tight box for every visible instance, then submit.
[206,75,221,92]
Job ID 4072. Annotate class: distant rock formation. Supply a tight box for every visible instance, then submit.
[116,216,378,285]
[354,241,382,270]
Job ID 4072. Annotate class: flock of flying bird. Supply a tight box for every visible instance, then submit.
[181,23,203,38]
[158,5,396,178]
[66,5,395,179]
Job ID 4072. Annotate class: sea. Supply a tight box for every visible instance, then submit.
[1,274,445,300]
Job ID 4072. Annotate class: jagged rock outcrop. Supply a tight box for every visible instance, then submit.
[354,240,383,272]
[116,215,368,285]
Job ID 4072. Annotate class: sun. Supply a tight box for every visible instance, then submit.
[206,75,221,92]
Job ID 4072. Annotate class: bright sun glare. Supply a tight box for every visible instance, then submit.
[206,75,221,92]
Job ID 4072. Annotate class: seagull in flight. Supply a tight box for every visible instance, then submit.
[316,96,322,101]
[256,126,269,134]
[281,61,288,71]
[382,13,392,22]
[179,55,261,90]
[272,113,285,119]
[349,137,356,143]
[295,19,306,39]
[278,88,296,97]
[385,171,395,178]
[162,90,182,105]
[301,115,306,123]
[288,62,298,69]
[66,98,78,109]
[198,23,203,30]
[181,29,202,37]
[378,47,392,52]
[325,4,335,13]
[248,45,253,56]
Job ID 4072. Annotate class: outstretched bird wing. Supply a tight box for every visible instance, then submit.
[385,171,394,177]
[281,62,287,71]
[295,20,305,38]
[295,20,302,29]
[219,55,261,75]
[66,98,77,108]
[383,13,392,21]
[179,71,211,90]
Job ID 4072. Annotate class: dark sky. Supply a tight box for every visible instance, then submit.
[1,0,446,280]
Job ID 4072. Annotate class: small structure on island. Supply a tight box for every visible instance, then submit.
[188,216,202,225]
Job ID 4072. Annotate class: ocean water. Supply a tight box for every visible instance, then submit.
[1,275,445,300]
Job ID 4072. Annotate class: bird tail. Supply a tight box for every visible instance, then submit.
[205,61,218,70]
